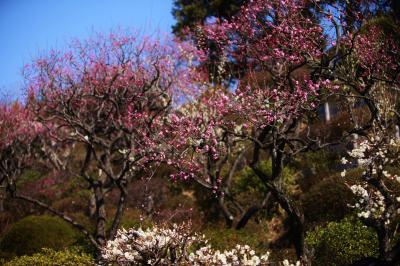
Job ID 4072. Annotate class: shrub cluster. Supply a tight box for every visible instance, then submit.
[0,215,79,259]
[306,218,379,266]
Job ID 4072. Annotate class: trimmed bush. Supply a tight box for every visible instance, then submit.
[0,215,79,258]
[301,176,355,226]
[3,248,93,266]
[306,218,379,266]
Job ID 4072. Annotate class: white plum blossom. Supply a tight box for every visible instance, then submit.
[101,224,297,265]
[101,223,196,265]
[282,259,301,266]
[343,136,400,226]
[188,244,270,265]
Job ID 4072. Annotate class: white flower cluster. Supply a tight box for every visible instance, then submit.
[188,244,270,265]
[347,140,372,167]
[282,259,301,266]
[101,224,196,265]
[342,136,400,225]
[342,138,400,180]
[349,184,386,220]
[101,224,300,266]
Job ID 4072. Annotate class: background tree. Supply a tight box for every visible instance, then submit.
[196,0,400,262]
[338,19,400,264]
[18,32,203,251]
[172,0,245,37]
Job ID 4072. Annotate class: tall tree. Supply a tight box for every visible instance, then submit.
[172,0,245,37]
[9,32,203,253]
[192,0,400,263]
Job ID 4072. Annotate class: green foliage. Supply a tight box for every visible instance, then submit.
[233,159,299,197]
[301,176,355,226]
[0,215,79,258]
[306,218,379,266]
[3,248,93,266]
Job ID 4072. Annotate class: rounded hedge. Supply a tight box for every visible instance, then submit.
[0,215,79,258]
[301,176,355,226]
[3,248,93,266]
[306,218,379,266]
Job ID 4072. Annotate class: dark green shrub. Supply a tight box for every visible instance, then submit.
[301,176,355,226]
[3,248,93,266]
[0,215,79,258]
[306,218,379,266]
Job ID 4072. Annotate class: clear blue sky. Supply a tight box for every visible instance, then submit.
[0,0,175,99]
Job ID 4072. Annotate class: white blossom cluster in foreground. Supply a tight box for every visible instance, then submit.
[100,224,300,265]
[188,244,269,265]
[101,223,195,265]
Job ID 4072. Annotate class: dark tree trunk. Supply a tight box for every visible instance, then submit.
[109,183,127,239]
[267,183,306,259]
[218,196,234,228]
[235,192,271,230]
[236,206,261,230]
[93,183,107,246]
[89,192,96,218]
[377,227,390,260]
[386,240,400,265]
[0,198,4,212]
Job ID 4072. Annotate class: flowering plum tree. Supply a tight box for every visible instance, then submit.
[20,32,204,250]
[339,23,400,262]
[184,0,339,261]
[343,136,400,263]
[188,0,399,262]
[164,87,256,227]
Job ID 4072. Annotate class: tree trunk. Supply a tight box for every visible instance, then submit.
[236,192,271,230]
[109,184,127,239]
[377,226,390,261]
[218,196,234,228]
[253,170,308,261]
[386,239,400,265]
[267,183,306,260]
[89,191,96,218]
[93,182,107,246]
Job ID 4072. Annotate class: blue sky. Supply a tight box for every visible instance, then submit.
[0,0,175,99]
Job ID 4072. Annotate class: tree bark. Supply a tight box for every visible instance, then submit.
[235,192,271,230]
[109,183,127,239]
[218,195,234,228]
[89,191,96,218]
[386,239,400,265]
[251,162,308,261]
[377,227,390,260]
[93,182,107,247]
[264,182,306,259]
